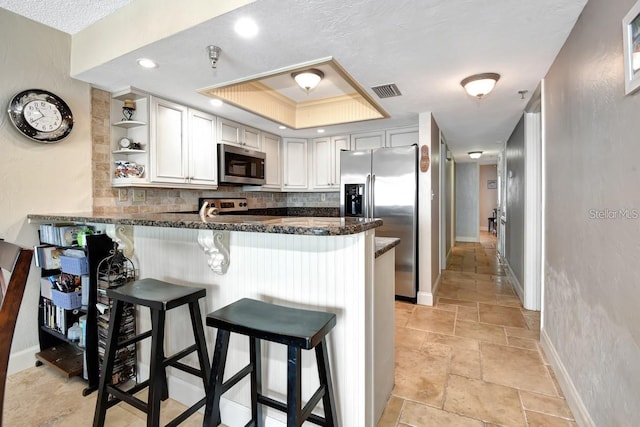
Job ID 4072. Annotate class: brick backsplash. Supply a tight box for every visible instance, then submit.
[90,88,339,214]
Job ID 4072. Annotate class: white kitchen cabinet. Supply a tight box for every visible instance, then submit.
[261,132,281,189]
[282,138,308,190]
[386,126,418,147]
[218,118,261,150]
[350,131,385,150]
[187,109,218,186]
[150,97,217,187]
[311,135,349,190]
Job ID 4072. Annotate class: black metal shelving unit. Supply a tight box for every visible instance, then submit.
[36,233,113,396]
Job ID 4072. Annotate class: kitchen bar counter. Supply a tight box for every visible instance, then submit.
[27,212,381,236]
[27,212,393,426]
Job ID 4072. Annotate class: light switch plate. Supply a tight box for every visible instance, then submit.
[132,189,146,202]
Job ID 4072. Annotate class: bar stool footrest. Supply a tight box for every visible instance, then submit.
[221,363,253,394]
[106,385,148,413]
[257,392,328,426]
[165,397,207,427]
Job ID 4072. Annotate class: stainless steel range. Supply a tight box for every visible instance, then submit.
[197,197,248,218]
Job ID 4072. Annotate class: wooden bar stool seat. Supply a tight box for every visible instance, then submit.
[203,298,338,427]
[93,278,211,427]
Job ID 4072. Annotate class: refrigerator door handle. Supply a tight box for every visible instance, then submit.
[371,174,376,218]
[365,174,371,218]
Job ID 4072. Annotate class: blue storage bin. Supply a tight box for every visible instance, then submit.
[60,255,89,275]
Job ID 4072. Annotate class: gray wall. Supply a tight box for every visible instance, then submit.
[430,116,440,287]
[454,163,478,240]
[505,116,525,288]
[544,0,640,424]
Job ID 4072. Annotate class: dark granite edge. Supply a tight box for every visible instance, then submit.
[375,237,401,258]
[27,214,382,236]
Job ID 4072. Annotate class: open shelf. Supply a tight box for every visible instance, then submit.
[111,120,146,129]
[35,344,83,378]
[112,149,146,154]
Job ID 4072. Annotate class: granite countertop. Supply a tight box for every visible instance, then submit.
[27,212,382,236]
[374,237,401,258]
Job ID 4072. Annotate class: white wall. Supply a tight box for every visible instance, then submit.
[0,9,92,369]
[454,163,479,241]
[543,0,640,424]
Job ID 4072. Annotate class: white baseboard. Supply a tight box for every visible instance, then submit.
[504,261,524,304]
[456,236,480,243]
[540,329,595,427]
[8,346,38,375]
[417,273,440,306]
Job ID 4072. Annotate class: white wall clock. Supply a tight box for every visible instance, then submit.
[7,89,73,143]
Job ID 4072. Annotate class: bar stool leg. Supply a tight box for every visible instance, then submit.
[286,345,302,427]
[188,301,211,389]
[148,308,166,427]
[204,329,231,427]
[93,299,124,427]
[316,340,337,427]
[249,337,262,426]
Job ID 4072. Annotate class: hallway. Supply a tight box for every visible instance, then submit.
[378,233,576,426]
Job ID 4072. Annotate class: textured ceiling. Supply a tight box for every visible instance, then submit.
[0,0,133,34]
[0,0,588,162]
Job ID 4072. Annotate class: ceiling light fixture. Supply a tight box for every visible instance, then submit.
[206,45,222,68]
[468,151,483,159]
[210,99,223,107]
[317,129,325,133]
[291,69,324,93]
[460,73,500,98]
[137,58,158,69]
[278,125,287,130]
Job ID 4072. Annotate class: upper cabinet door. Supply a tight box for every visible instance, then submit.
[262,132,281,189]
[311,137,332,190]
[243,126,261,150]
[350,131,385,150]
[150,97,189,183]
[331,135,350,188]
[188,109,217,186]
[282,138,308,190]
[386,127,418,147]
[218,118,243,147]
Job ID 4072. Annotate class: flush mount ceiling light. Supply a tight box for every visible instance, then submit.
[210,99,223,107]
[234,17,258,38]
[461,73,500,98]
[206,45,222,68]
[137,58,158,69]
[291,69,324,93]
[468,151,483,159]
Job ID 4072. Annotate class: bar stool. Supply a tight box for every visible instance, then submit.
[203,298,337,427]
[93,278,211,427]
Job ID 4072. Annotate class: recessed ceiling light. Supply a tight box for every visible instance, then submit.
[234,17,258,38]
[278,125,287,130]
[137,58,158,69]
[210,99,223,107]
[317,129,325,133]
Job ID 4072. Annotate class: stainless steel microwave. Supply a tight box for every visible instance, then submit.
[218,144,266,185]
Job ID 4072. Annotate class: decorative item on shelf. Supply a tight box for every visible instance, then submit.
[97,244,135,290]
[114,161,144,178]
[122,99,136,121]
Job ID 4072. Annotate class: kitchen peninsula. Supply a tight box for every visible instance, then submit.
[27,212,397,426]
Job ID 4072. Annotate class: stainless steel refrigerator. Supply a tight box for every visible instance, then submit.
[340,145,418,300]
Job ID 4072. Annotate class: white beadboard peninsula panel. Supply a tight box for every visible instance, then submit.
[131,225,372,426]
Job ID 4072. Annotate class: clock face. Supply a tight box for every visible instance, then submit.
[7,89,73,143]
[23,100,63,132]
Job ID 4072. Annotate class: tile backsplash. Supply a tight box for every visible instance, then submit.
[91,88,339,215]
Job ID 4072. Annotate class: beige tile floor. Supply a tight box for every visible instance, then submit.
[5,232,575,427]
[378,232,576,427]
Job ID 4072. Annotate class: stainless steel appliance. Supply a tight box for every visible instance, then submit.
[199,197,249,213]
[218,144,266,185]
[340,145,418,300]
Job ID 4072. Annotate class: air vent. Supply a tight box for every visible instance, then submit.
[371,83,402,98]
